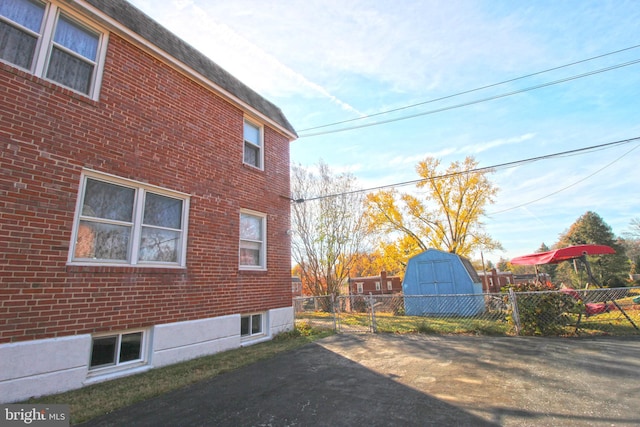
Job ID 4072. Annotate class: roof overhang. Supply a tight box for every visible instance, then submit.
[67,0,298,141]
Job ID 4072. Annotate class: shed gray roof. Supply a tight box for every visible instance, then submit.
[84,0,297,138]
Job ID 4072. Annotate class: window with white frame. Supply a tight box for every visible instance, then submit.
[387,280,393,290]
[70,171,189,267]
[243,119,263,169]
[239,210,266,269]
[356,282,363,294]
[89,330,146,370]
[241,313,264,338]
[375,281,381,291]
[0,0,107,98]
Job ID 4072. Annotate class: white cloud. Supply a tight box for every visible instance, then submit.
[129,0,363,115]
[462,133,536,154]
[384,133,535,170]
[388,148,457,167]
[128,0,640,264]
[241,1,540,92]
[145,0,555,102]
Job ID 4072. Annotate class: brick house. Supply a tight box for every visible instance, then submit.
[477,269,514,293]
[348,271,402,295]
[477,270,552,292]
[0,0,296,402]
[291,276,303,298]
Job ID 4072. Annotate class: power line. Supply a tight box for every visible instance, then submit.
[298,58,640,138]
[297,44,640,133]
[309,59,640,137]
[292,136,640,203]
[488,143,640,215]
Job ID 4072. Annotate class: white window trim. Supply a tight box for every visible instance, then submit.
[239,209,267,270]
[375,281,381,291]
[68,169,190,268]
[356,282,363,294]
[387,280,393,290]
[87,328,150,377]
[0,0,109,100]
[243,118,264,170]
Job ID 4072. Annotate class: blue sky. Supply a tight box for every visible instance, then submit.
[129,0,640,264]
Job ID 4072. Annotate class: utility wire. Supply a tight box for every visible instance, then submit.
[299,58,640,137]
[298,44,640,133]
[292,136,640,203]
[488,143,640,215]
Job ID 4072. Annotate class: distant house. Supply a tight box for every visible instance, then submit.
[477,270,554,292]
[348,271,402,295]
[402,249,485,316]
[513,273,551,285]
[477,269,514,293]
[292,276,303,298]
[0,0,296,403]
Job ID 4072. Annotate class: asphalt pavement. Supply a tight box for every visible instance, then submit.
[80,333,640,426]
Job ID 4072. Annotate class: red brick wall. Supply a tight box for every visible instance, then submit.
[0,34,292,343]
[479,269,514,293]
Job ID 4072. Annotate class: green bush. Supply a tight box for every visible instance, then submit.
[505,282,578,336]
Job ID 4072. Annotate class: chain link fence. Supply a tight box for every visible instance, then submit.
[293,286,640,336]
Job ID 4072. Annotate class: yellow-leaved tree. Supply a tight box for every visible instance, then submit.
[366,156,502,261]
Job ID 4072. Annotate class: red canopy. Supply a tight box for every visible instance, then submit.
[510,244,615,265]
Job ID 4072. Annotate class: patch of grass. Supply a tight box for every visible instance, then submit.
[297,308,640,337]
[569,309,640,336]
[300,311,334,320]
[415,319,438,334]
[25,326,333,425]
[310,312,512,335]
[370,312,509,336]
[411,317,509,335]
[340,314,371,327]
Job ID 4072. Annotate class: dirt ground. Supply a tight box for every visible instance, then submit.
[81,334,640,426]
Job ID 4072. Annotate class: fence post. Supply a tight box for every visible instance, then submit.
[508,288,521,335]
[368,293,377,333]
[331,294,338,332]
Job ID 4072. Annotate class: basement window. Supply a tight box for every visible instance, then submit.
[241,313,264,338]
[90,330,146,370]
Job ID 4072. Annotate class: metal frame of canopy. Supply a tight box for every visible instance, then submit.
[510,244,638,331]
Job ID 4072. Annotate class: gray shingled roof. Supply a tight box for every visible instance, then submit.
[84,0,297,138]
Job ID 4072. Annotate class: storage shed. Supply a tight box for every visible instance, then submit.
[403,249,485,316]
